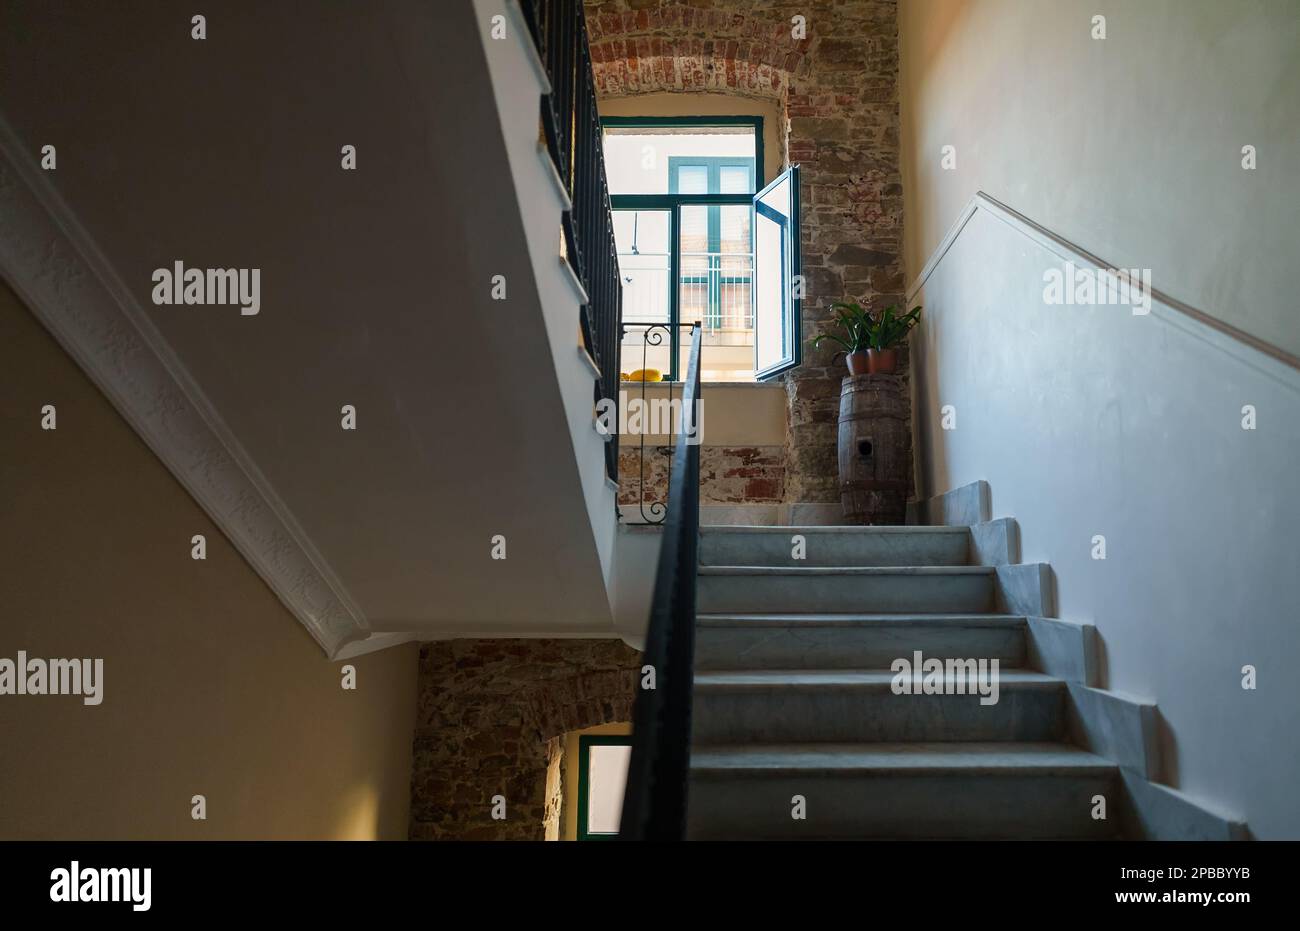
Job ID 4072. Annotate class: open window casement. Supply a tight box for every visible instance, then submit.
[752,165,802,380]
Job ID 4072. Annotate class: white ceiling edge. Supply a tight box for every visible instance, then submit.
[0,115,371,660]
[333,632,421,660]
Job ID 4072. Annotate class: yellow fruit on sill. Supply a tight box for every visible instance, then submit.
[624,368,664,382]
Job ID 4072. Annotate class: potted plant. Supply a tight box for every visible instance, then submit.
[811,302,873,375]
[865,303,922,374]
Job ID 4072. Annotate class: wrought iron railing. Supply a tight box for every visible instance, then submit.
[519,0,622,483]
[619,322,700,525]
[619,324,702,840]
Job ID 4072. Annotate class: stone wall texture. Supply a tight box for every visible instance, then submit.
[587,0,906,504]
[409,639,640,840]
[618,444,785,511]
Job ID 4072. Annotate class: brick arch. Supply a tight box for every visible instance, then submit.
[589,45,799,100]
[585,4,811,100]
[525,666,638,841]
[408,641,641,840]
[524,668,638,741]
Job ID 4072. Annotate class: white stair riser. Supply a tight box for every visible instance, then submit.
[697,572,994,614]
[692,685,1065,743]
[699,530,970,568]
[695,622,1027,670]
[686,770,1119,839]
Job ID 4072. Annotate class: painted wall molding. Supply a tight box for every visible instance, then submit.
[908,191,1300,386]
[0,115,377,659]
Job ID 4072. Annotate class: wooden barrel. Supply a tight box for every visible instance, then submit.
[838,374,912,525]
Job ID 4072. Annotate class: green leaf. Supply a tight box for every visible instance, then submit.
[812,333,853,352]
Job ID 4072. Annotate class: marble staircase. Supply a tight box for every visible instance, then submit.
[686,509,1253,842]
[681,480,1249,840]
[684,506,1247,840]
[687,522,1116,840]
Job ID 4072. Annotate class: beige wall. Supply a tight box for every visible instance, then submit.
[617,382,786,446]
[598,92,786,186]
[899,0,1300,357]
[0,281,419,839]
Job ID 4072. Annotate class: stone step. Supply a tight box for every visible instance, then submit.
[695,613,1027,670]
[698,525,971,568]
[692,668,1065,743]
[687,742,1120,839]
[696,565,996,614]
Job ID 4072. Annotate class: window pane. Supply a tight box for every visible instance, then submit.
[718,207,754,334]
[679,204,755,383]
[719,204,751,254]
[603,124,758,195]
[719,165,750,194]
[753,214,784,374]
[614,209,672,377]
[679,204,708,254]
[675,165,708,194]
[585,744,631,835]
[754,170,795,377]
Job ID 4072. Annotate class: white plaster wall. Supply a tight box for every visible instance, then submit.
[901,0,1300,839]
[910,203,1300,838]
[611,528,664,649]
[900,0,1300,359]
[475,0,622,624]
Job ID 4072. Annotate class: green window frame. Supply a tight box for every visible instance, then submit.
[576,734,634,841]
[670,156,755,331]
[605,116,764,381]
[667,155,756,196]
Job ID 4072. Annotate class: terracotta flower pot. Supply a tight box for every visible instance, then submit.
[867,347,898,374]
[845,351,871,376]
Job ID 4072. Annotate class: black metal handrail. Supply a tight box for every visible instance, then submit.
[619,324,702,840]
[519,0,622,484]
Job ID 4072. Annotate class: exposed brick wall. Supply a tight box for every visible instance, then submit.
[409,639,640,840]
[588,0,906,504]
[618,444,785,510]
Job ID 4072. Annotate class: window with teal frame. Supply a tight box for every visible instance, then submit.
[669,156,756,331]
[604,116,800,382]
[605,117,762,381]
[576,734,633,840]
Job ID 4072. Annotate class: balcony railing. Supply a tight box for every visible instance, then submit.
[618,250,755,333]
[519,0,622,484]
[680,251,754,331]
